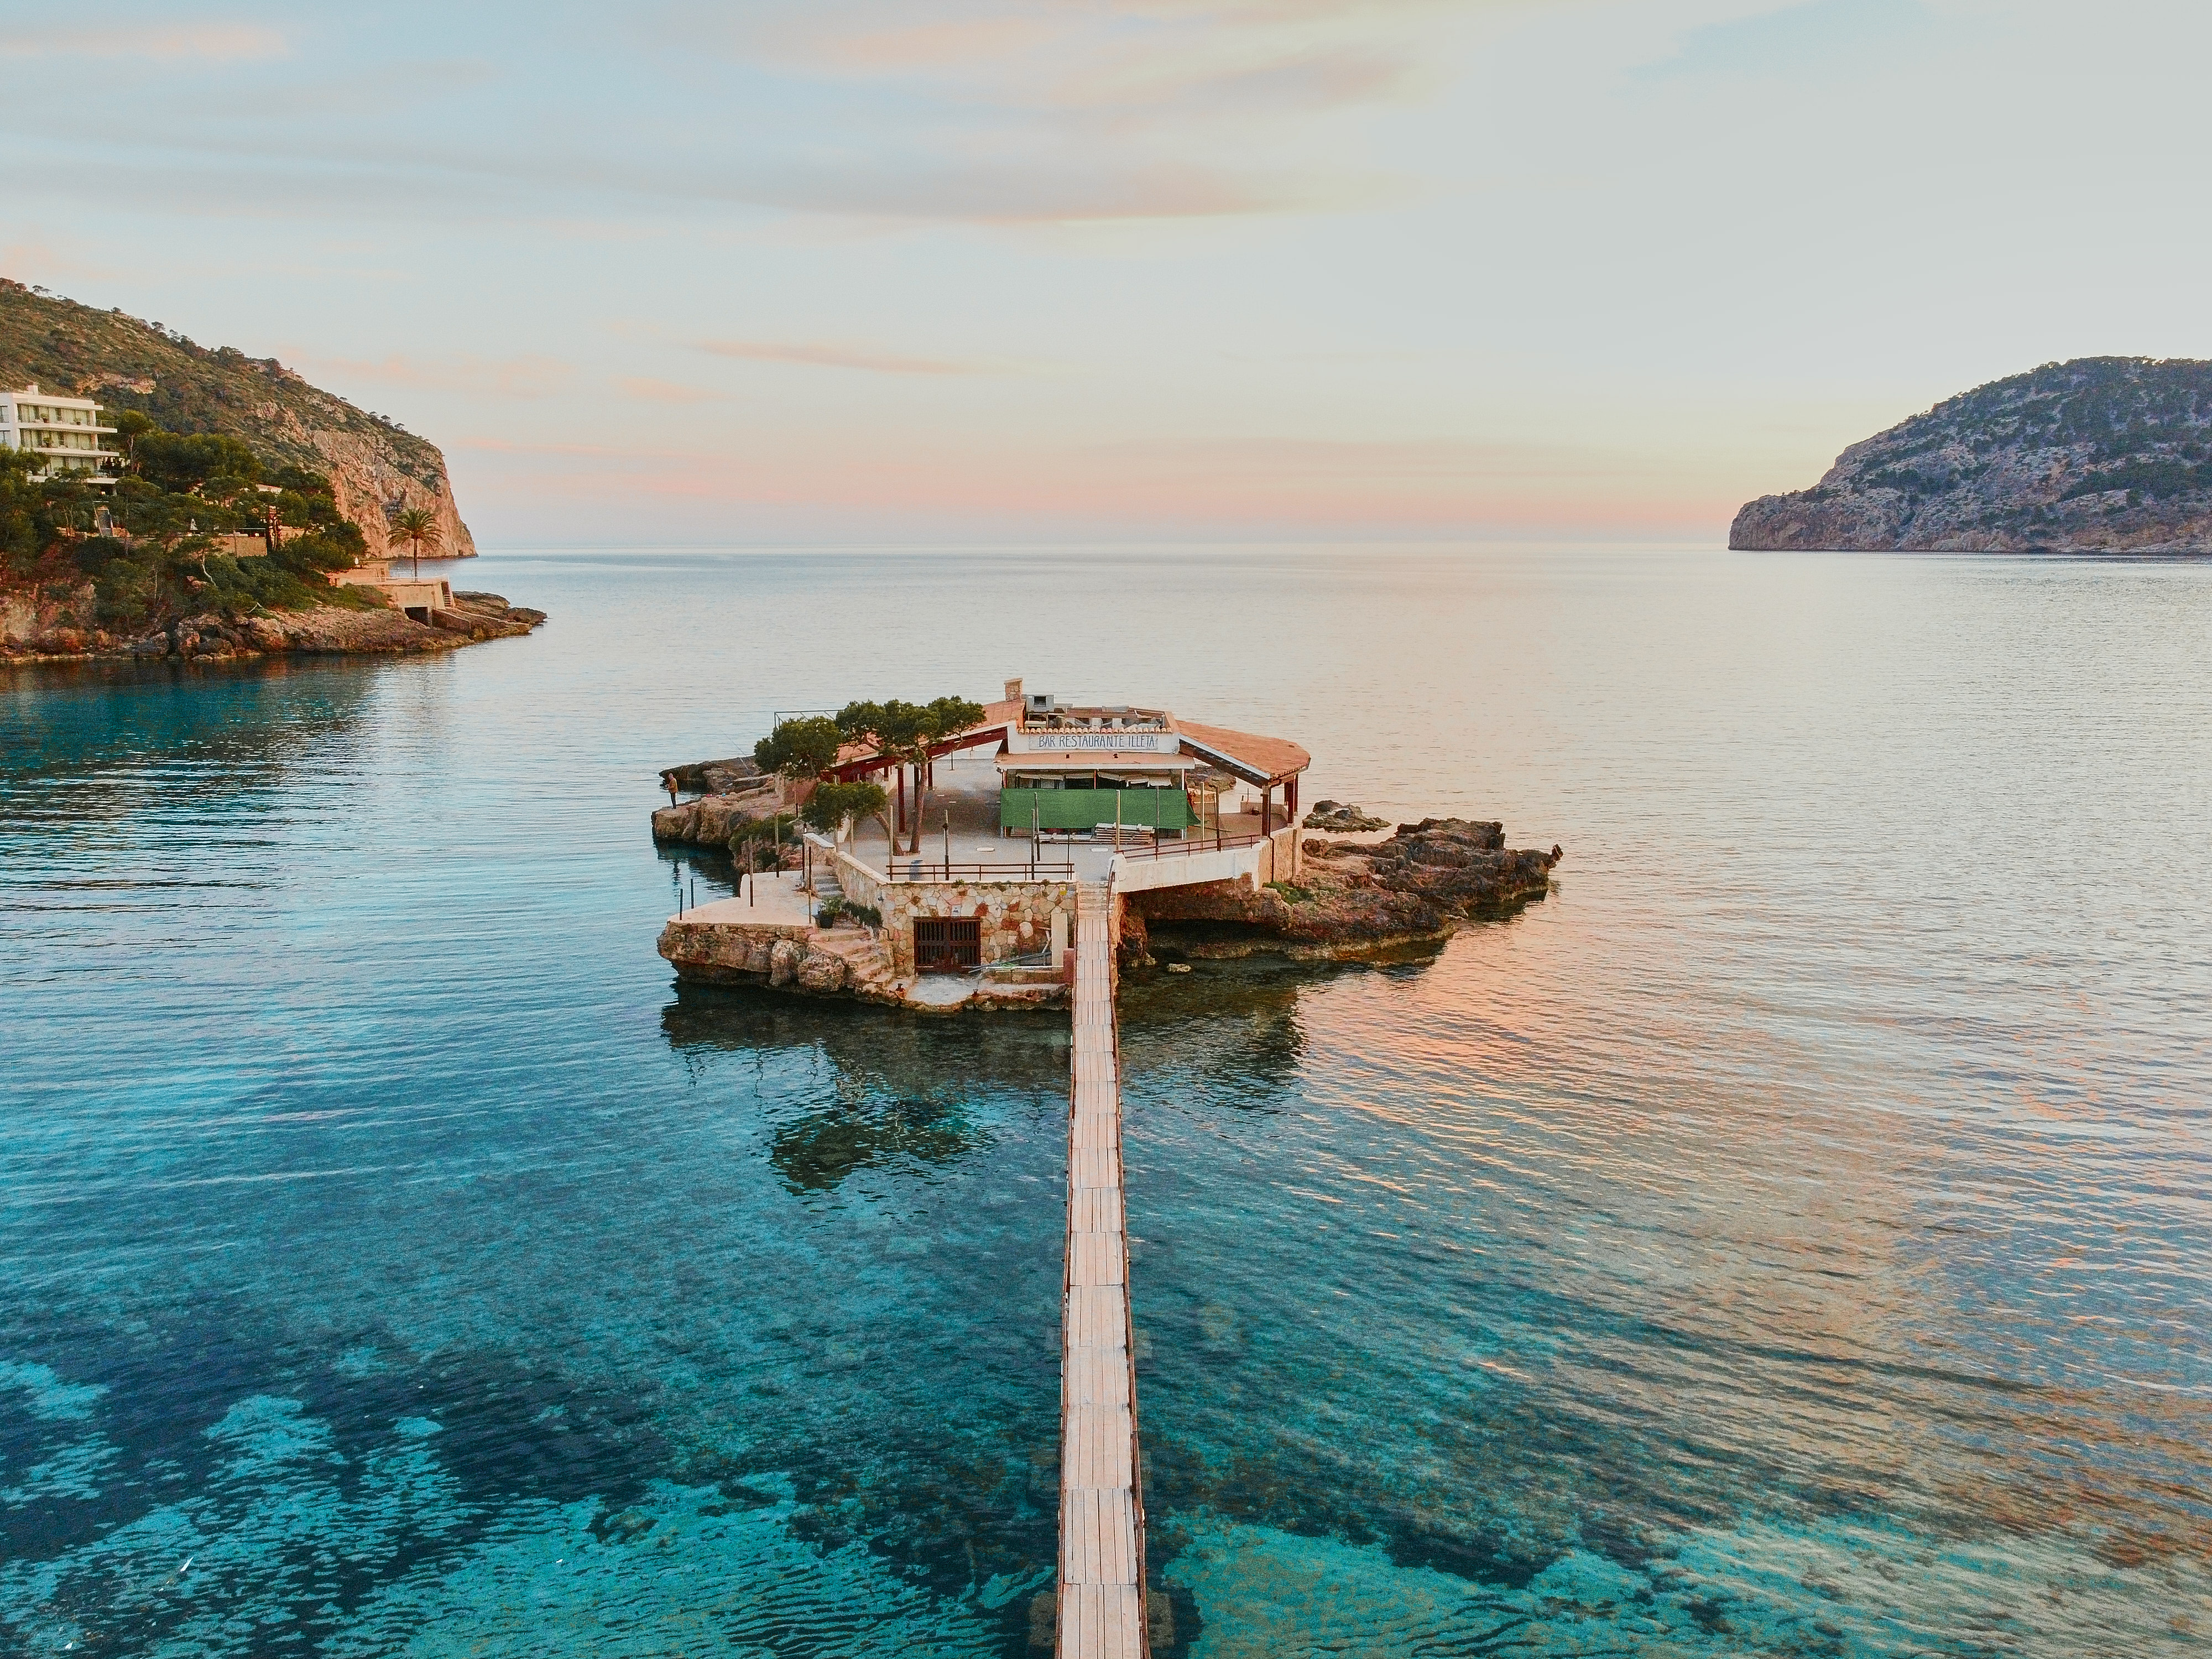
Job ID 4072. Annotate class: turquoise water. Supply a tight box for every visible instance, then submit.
[3,547,2208,1656]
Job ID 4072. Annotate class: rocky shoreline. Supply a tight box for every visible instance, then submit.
[656,806,1562,1012]
[1729,357,2212,554]
[1,591,545,664]
[1123,816,1561,964]
[651,757,787,850]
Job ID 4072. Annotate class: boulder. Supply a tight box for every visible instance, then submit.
[768,938,802,985]
[1303,800,1389,832]
[796,950,848,992]
[651,782,781,848]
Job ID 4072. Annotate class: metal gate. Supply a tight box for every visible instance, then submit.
[913,916,982,973]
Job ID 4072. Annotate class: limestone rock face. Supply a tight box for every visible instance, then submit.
[768,938,802,986]
[317,428,475,560]
[651,778,781,849]
[0,280,478,556]
[796,949,848,993]
[1731,357,2212,554]
[1302,801,1390,833]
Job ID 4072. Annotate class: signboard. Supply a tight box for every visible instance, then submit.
[1009,730,1172,753]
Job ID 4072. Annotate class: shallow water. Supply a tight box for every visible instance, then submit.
[3,546,2208,1657]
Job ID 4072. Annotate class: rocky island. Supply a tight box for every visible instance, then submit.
[1731,357,2212,554]
[649,684,1561,1013]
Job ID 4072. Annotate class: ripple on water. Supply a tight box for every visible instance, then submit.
[4,547,2210,1655]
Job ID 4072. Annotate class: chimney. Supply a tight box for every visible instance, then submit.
[1004,677,1023,705]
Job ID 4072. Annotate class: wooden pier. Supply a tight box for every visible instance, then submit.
[1058,882,1147,1658]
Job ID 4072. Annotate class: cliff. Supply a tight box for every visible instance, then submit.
[0,280,473,559]
[1731,358,2212,554]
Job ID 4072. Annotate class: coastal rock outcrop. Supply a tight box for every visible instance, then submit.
[1731,357,2212,553]
[656,919,886,1003]
[1301,800,1389,832]
[650,759,788,849]
[1128,816,1560,961]
[2,591,544,662]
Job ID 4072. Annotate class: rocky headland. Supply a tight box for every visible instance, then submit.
[1,280,472,559]
[1731,357,2212,554]
[1123,814,1561,964]
[2,590,544,663]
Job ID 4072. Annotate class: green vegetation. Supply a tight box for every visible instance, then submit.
[754,717,846,781]
[1,278,450,491]
[388,504,440,577]
[2057,455,2212,502]
[1736,357,2212,550]
[752,698,987,854]
[802,780,891,839]
[813,898,884,930]
[1,413,377,635]
[1266,881,1315,904]
[834,697,986,853]
[728,812,798,849]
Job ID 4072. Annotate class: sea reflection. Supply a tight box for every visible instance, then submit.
[6,545,2209,1656]
[1122,928,2212,1655]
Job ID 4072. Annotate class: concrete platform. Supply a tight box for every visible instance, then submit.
[674,869,815,928]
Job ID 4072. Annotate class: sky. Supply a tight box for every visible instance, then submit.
[5,0,2210,547]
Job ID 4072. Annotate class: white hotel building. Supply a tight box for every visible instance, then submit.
[1,384,121,483]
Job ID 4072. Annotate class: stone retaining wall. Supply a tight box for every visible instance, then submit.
[878,878,1077,979]
[656,918,854,992]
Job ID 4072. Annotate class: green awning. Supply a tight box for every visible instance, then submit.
[1000,786,1193,832]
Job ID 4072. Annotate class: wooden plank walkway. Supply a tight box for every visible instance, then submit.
[1058,882,1147,1658]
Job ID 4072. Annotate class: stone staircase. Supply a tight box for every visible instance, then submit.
[809,926,899,1001]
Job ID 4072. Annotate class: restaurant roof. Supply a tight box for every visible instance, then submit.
[1173,720,1311,787]
[823,694,1307,787]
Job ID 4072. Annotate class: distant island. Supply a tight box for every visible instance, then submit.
[1,282,540,662]
[1731,357,2212,554]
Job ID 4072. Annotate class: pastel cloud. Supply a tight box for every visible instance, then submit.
[446,429,1725,534]
[0,22,286,61]
[640,0,1465,221]
[620,376,721,404]
[698,339,979,375]
[300,353,573,399]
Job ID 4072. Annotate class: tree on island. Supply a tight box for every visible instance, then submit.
[387,504,439,578]
[753,719,898,850]
[802,780,891,844]
[753,716,844,781]
[752,700,984,854]
[834,697,984,853]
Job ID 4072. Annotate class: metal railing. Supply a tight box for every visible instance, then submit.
[885,859,1076,883]
[1113,828,1270,861]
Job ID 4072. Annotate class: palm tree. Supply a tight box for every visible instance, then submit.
[387,505,440,579]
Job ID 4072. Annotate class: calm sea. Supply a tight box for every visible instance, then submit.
[2,546,2207,1658]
